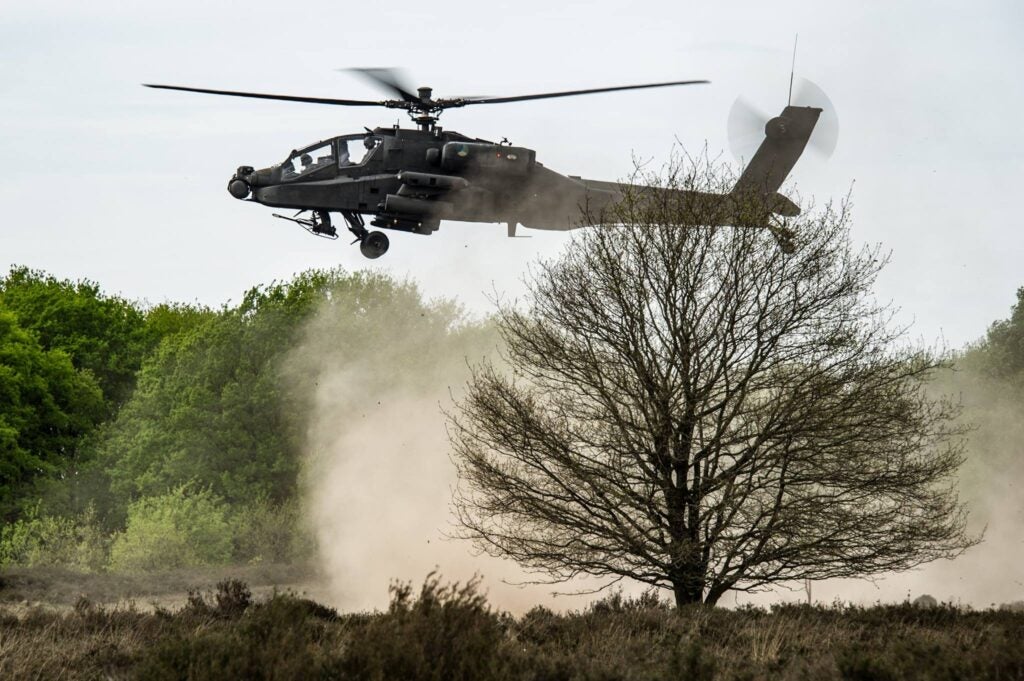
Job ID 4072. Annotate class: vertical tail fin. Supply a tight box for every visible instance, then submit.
[732,105,821,197]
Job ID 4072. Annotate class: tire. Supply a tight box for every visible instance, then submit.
[360,231,390,259]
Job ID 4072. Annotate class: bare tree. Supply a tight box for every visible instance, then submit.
[449,159,977,607]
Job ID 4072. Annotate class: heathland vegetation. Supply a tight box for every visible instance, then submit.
[2,258,1024,677]
[1,576,1022,680]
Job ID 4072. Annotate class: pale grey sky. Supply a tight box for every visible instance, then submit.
[2,0,1022,347]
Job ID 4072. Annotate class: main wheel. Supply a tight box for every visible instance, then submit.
[359,230,390,259]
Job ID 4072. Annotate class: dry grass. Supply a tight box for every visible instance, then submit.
[0,573,1021,680]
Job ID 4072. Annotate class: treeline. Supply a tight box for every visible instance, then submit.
[0,266,490,573]
[2,265,1023,575]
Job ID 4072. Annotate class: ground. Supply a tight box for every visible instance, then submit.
[1,569,1022,680]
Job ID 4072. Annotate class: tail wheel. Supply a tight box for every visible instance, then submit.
[359,231,390,259]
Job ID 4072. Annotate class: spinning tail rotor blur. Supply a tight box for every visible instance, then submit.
[728,77,839,162]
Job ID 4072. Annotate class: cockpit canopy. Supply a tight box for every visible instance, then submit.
[281,134,381,180]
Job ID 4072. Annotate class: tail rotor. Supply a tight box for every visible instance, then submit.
[728,77,839,162]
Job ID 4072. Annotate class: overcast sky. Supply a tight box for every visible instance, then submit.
[2,0,1022,347]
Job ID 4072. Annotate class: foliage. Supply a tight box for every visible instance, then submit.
[1,264,485,570]
[971,286,1024,380]
[142,301,217,346]
[183,578,254,619]
[108,486,233,572]
[0,266,151,410]
[451,160,975,606]
[0,268,214,524]
[86,267,477,523]
[230,497,312,565]
[339,573,517,681]
[1,575,1022,681]
[94,303,301,512]
[0,307,105,519]
[0,504,108,572]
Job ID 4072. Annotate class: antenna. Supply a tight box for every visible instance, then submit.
[787,34,799,106]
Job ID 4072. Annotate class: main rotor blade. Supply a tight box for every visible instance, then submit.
[462,79,709,105]
[142,84,386,107]
[345,68,420,103]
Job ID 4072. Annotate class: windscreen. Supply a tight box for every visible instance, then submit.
[338,135,380,167]
[282,142,334,179]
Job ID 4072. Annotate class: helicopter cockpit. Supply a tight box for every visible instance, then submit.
[281,142,334,179]
[337,134,380,167]
[281,134,381,180]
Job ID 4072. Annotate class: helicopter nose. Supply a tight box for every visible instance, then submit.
[228,165,256,199]
[227,178,250,199]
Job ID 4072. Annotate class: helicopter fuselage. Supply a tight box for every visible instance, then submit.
[229,125,626,237]
[227,104,819,257]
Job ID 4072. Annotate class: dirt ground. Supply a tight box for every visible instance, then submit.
[0,563,330,613]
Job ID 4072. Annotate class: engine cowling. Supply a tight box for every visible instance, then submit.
[440,142,535,176]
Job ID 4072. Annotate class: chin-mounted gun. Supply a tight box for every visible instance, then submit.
[273,210,338,239]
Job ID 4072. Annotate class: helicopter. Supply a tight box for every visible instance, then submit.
[144,69,827,258]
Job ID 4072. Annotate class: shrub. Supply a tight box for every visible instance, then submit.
[230,497,312,564]
[0,505,108,572]
[108,486,231,572]
[183,579,254,619]
[138,591,345,680]
[340,572,516,681]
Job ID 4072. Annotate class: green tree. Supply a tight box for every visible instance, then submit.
[0,307,105,518]
[0,267,150,410]
[970,287,1024,380]
[90,268,471,521]
[142,301,217,346]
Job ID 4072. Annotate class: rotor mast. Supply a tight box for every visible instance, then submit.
[387,85,466,131]
[415,87,436,130]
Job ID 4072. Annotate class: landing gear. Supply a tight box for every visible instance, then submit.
[360,231,390,259]
[768,219,797,254]
[342,211,390,259]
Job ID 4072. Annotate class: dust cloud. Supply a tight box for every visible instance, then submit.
[286,285,1022,612]
[744,366,1024,609]
[874,366,1024,607]
[283,285,602,614]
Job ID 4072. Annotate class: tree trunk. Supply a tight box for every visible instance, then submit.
[671,569,705,607]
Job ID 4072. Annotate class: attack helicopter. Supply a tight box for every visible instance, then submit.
[144,69,828,258]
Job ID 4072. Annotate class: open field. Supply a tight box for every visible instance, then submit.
[1,572,1022,681]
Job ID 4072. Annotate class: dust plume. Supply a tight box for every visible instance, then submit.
[284,279,1021,611]
[878,365,1024,606]
[283,281,601,614]
[744,365,1024,609]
